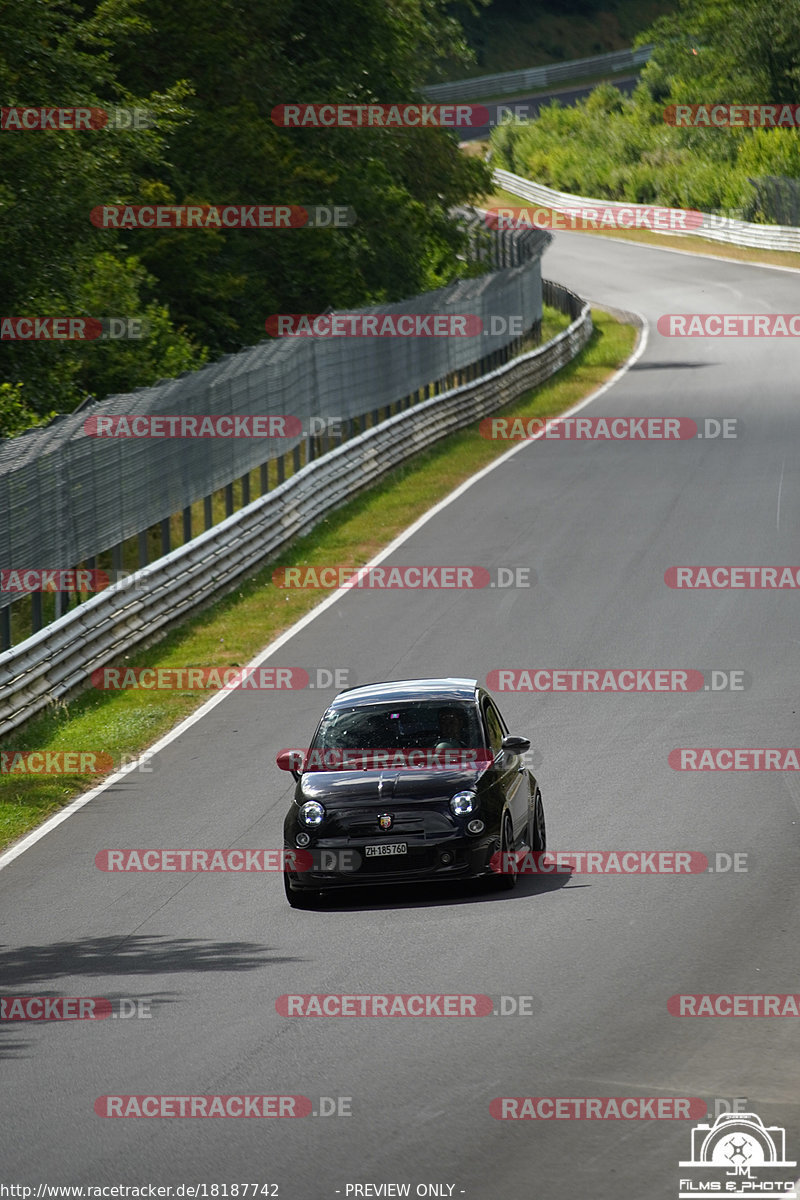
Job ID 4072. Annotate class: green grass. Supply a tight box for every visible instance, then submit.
[0,307,636,851]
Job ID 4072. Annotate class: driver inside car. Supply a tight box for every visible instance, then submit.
[434,706,467,751]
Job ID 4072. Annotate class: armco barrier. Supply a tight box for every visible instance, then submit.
[423,46,652,104]
[493,169,800,253]
[0,282,592,736]
[0,211,549,607]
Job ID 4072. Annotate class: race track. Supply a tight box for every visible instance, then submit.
[2,231,799,1197]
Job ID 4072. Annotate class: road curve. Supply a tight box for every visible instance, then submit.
[1,232,799,1197]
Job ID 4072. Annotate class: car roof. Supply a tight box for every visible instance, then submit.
[330,678,480,709]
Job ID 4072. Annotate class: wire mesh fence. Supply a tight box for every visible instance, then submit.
[0,213,552,648]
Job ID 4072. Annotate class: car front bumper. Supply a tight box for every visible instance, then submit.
[284,832,502,891]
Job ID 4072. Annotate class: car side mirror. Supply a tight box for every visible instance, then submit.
[501,734,530,755]
[276,749,304,780]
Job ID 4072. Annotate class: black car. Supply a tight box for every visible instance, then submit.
[277,677,545,907]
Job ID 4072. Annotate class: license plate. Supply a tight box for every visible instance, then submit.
[364,843,407,857]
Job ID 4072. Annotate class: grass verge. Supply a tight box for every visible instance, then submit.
[0,307,636,851]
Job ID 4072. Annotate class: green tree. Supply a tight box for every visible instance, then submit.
[108,0,492,355]
[0,0,206,416]
[493,0,800,216]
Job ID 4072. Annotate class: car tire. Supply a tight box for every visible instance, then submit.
[532,787,546,852]
[284,871,318,909]
[495,813,518,891]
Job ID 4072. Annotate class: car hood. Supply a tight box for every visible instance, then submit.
[297,767,484,805]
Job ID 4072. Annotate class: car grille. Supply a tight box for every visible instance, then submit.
[331,809,454,838]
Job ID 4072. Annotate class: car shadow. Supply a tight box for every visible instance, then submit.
[298,869,577,912]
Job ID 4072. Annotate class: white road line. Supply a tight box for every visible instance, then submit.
[777,454,786,530]
[0,310,649,873]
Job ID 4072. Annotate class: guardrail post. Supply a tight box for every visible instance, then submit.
[161,518,171,555]
[225,483,234,517]
[1,603,11,651]
[204,495,213,530]
[241,473,250,507]
[183,506,192,543]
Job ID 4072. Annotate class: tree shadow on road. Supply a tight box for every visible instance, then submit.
[0,1024,32,1060]
[0,934,303,988]
[629,361,715,370]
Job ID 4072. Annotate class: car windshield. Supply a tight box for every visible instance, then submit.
[309,700,484,754]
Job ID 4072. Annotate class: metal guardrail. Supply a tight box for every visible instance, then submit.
[423,46,653,103]
[0,282,592,736]
[0,210,551,650]
[492,170,800,253]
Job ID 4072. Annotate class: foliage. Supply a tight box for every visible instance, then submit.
[492,0,800,216]
[0,0,491,426]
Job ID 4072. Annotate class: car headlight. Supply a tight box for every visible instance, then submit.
[450,791,476,817]
[299,800,325,826]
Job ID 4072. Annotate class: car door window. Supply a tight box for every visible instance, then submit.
[482,699,505,758]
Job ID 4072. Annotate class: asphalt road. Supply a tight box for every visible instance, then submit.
[2,232,800,1197]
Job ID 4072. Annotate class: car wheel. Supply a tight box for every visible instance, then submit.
[283,871,318,909]
[495,813,518,891]
[532,787,546,852]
